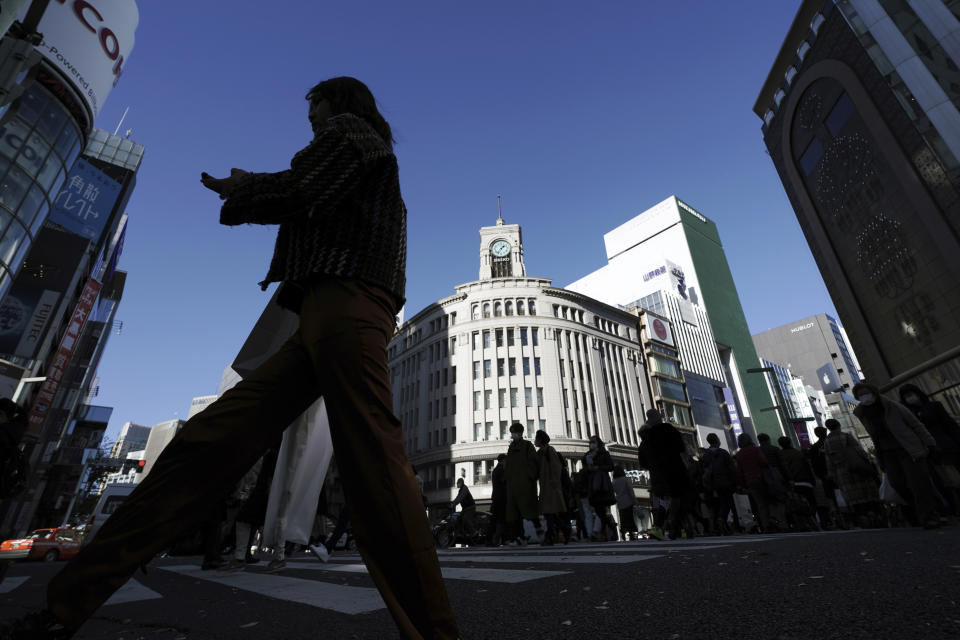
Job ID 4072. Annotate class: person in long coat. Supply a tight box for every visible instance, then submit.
[489,454,507,545]
[583,435,618,541]
[734,433,771,532]
[900,383,960,514]
[822,419,880,527]
[505,423,540,544]
[853,382,940,528]
[534,430,566,545]
[638,410,694,539]
[612,465,638,541]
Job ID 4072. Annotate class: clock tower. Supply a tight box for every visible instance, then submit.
[479,196,526,280]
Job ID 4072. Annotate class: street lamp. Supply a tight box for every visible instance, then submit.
[746,367,802,448]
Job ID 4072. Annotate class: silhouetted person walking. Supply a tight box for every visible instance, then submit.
[17,77,459,640]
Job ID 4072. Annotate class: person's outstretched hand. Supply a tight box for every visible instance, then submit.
[201,168,249,199]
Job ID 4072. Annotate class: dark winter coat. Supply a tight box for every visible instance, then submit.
[779,447,816,485]
[900,384,960,465]
[506,438,539,518]
[735,444,768,490]
[537,445,567,515]
[700,446,738,493]
[583,447,616,507]
[637,422,689,497]
[491,462,507,520]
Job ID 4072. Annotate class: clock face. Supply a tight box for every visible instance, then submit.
[491,240,511,257]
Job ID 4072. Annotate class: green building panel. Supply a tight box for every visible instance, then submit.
[677,203,780,437]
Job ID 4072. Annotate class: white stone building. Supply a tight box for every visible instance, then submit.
[388,215,653,508]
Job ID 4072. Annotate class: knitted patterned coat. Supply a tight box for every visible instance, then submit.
[220,113,406,310]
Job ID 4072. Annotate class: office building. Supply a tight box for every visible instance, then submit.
[140,419,185,479]
[754,0,960,407]
[108,421,151,460]
[567,195,779,439]
[753,313,862,396]
[188,395,217,419]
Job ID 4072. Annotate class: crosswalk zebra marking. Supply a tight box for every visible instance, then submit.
[285,561,570,583]
[105,579,163,605]
[432,554,667,565]
[158,565,385,614]
[0,576,28,593]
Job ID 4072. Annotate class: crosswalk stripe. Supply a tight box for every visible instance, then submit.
[285,561,570,583]
[431,554,666,564]
[435,544,729,555]
[158,565,385,614]
[105,579,163,605]
[0,576,28,593]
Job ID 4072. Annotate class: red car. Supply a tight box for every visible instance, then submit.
[0,527,83,562]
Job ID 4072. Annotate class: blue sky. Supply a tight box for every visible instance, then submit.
[86,1,831,441]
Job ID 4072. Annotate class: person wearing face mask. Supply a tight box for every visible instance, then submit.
[898,383,960,514]
[852,382,941,528]
[505,423,541,545]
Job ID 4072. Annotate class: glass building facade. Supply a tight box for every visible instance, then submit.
[0,82,84,298]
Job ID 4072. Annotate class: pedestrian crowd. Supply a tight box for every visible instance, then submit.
[454,382,960,546]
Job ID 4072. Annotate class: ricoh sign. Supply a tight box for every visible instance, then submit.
[30,0,139,118]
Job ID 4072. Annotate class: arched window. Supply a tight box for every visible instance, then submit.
[472,304,480,320]
[494,301,503,317]
[483,303,491,319]
[505,301,513,316]
[517,300,526,315]
[528,299,536,315]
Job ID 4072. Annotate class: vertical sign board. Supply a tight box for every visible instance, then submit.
[48,158,122,241]
[792,420,812,449]
[722,387,743,438]
[27,278,101,435]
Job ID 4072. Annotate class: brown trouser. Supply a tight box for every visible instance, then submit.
[47,278,460,640]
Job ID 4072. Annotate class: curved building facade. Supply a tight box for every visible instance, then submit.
[388,218,654,509]
[0,81,85,296]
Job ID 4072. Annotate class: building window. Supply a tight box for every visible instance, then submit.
[537,387,544,407]
[472,304,480,320]
[484,359,492,378]
[532,328,539,346]
[505,301,513,316]
[534,357,541,375]
[510,388,519,408]
[499,389,506,408]
[473,361,481,379]
[473,391,481,411]
[529,300,536,315]
[497,358,505,376]
[451,366,456,383]
[475,423,483,441]
[483,331,491,348]
[495,328,503,347]
[507,328,515,346]
[509,358,517,375]
[483,303,491,318]
[494,302,502,317]
[500,420,508,439]
[484,390,492,409]
[472,332,480,350]
[524,387,532,407]
[442,397,448,416]
[523,358,530,375]
[521,328,528,346]
[517,300,526,315]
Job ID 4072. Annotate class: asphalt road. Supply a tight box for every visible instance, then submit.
[1,527,958,639]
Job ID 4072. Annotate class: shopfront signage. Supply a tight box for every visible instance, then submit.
[791,322,815,333]
[27,277,101,434]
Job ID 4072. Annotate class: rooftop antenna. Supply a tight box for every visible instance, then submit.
[113,106,129,136]
[496,194,504,225]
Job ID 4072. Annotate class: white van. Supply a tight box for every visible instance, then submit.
[82,483,138,546]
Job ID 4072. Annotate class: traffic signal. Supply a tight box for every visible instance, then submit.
[136,460,146,473]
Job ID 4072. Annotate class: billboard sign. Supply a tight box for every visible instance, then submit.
[30,0,139,118]
[0,227,89,359]
[27,277,101,435]
[49,157,122,241]
[645,313,674,347]
[722,387,743,438]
